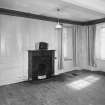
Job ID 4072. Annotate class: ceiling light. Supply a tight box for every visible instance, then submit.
[56,22,62,29]
[56,8,62,29]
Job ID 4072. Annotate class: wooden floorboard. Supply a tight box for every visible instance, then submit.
[0,70,105,105]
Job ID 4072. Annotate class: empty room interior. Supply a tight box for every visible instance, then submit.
[1,0,105,105]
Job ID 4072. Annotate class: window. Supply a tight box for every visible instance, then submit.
[100,28,105,59]
[62,27,73,60]
[62,28,68,58]
[95,24,105,60]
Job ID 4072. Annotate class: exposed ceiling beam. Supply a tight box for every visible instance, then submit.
[0,8,105,25]
[84,18,105,25]
[61,0,105,14]
[0,8,84,25]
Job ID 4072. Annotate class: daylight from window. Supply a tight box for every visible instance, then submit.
[66,75,100,90]
[100,28,105,59]
[95,26,105,60]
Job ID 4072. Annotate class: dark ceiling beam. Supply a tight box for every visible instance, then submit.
[0,8,105,25]
[0,8,84,25]
[83,18,105,25]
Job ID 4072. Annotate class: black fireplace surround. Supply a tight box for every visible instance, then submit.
[28,50,55,80]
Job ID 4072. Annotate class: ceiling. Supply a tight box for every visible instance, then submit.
[0,0,105,22]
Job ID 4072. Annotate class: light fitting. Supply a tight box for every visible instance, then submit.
[56,8,62,29]
[56,22,62,29]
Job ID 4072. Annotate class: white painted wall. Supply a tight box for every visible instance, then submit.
[0,14,60,86]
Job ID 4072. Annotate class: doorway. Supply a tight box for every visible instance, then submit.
[62,26,73,72]
[57,26,74,73]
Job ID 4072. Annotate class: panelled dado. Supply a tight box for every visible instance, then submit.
[0,14,58,86]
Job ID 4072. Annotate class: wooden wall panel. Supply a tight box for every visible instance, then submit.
[0,14,58,86]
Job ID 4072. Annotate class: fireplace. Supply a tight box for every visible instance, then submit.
[28,50,55,80]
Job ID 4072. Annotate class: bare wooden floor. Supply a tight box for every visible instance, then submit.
[0,70,105,105]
